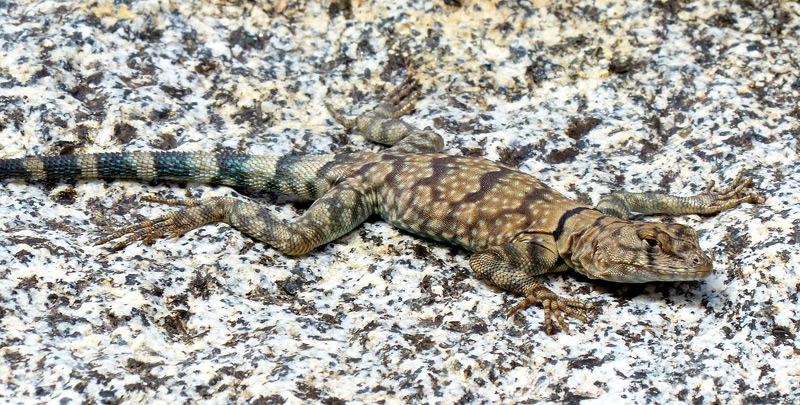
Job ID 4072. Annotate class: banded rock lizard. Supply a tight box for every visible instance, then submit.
[0,77,765,334]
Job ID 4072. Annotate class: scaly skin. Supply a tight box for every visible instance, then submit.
[0,77,765,334]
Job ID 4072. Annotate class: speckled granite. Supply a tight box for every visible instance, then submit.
[0,0,797,403]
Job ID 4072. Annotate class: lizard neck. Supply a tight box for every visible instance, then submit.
[554,208,618,276]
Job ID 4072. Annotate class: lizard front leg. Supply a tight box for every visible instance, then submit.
[597,172,765,219]
[469,242,593,335]
[96,179,375,256]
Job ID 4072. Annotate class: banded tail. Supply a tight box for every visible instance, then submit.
[0,151,342,200]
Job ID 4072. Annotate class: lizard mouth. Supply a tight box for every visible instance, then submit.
[599,260,712,283]
[647,262,712,281]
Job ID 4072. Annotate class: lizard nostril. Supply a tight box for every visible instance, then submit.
[691,256,702,266]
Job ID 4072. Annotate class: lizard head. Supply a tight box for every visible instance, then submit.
[572,220,712,283]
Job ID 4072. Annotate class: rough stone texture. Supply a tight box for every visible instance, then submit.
[0,0,798,403]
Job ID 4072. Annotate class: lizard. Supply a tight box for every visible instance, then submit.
[0,76,765,334]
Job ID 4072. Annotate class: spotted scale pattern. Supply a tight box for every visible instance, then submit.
[368,154,583,251]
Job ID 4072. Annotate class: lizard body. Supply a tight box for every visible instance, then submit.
[0,77,764,334]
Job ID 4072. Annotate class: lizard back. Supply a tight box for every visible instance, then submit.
[354,153,589,251]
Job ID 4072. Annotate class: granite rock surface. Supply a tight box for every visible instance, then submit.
[0,0,798,403]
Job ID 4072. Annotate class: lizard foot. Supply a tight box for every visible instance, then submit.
[379,75,420,119]
[95,196,232,251]
[324,75,420,128]
[695,172,766,213]
[507,287,593,335]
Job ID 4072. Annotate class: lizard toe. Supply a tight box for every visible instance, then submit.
[507,289,593,335]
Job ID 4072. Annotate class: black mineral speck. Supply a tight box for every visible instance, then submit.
[98,390,116,399]
[278,275,305,296]
[160,85,191,99]
[228,26,265,51]
[54,188,77,205]
[328,0,353,19]
[497,144,534,167]
[412,244,431,259]
[153,132,178,150]
[190,272,214,299]
[639,139,660,160]
[404,333,435,351]
[608,58,640,75]
[771,325,792,342]
[161,309,190,337]
[567,353,607,369]
[357,38,375,56]
[113,122,137,144]
[546,147,579,164]
[565,117,601,140]
[708,12,735,27]
[17,274,38,289]
[432,116,491,134]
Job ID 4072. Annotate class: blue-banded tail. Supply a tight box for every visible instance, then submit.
[0,151,341,200]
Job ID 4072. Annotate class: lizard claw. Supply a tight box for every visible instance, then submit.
[507,287,594,335]
[696,172,765,213]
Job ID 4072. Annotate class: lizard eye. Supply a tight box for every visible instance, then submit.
[643,238,659,248]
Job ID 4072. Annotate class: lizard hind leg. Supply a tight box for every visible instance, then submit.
[325,76,444,154]
[96,179,377,257]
